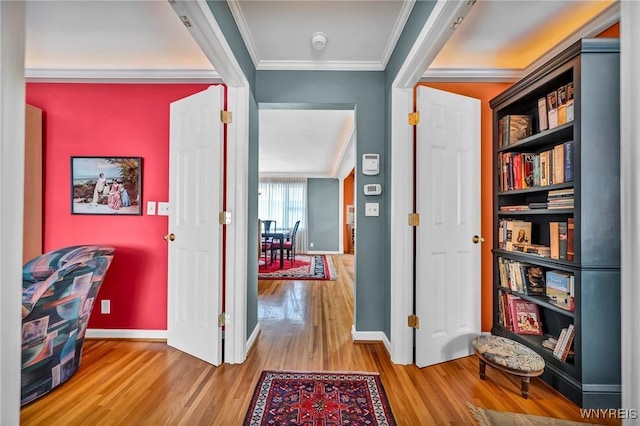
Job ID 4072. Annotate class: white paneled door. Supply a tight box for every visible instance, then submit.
[167,86,224,365]
[415,86,481,367]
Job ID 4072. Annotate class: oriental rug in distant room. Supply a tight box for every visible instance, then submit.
[243,371,397,426]
[258,255,337,281]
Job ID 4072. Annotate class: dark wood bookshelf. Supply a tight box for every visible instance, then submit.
[490,38,621,409]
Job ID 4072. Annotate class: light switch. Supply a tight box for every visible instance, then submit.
[365,202,380,217]
[157,202,170,216]
[146,201,156,215]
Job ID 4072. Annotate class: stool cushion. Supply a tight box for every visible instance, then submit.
[472,335,545,373]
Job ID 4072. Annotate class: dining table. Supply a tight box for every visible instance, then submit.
[262,229,290,269]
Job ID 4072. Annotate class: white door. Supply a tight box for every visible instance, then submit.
[415,86,481,367]
[167,85,224,365]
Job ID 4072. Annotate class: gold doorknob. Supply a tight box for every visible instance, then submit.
[472,235,485,244]
[164,233,176,242]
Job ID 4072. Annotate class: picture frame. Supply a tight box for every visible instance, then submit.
[71,156,142,215]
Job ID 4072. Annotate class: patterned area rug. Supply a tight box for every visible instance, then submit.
[467,403,596,425]
[258,255,337,281]
[244,371,397,426]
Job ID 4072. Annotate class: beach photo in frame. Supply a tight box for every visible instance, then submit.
[71,156,142,215]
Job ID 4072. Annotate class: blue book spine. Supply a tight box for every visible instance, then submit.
[564,140,573,182]
[546,271,571,292]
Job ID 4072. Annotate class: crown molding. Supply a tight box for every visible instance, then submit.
[259,172,332,179]
[227,0,261,68]
[256,60,385,71]
[421,67,523,82]
[380,0,416,69]
[24,68,221,83]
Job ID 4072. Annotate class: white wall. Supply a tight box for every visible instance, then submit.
[0,2,26,424]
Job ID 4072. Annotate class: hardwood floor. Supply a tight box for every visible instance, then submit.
[21,254,618,425]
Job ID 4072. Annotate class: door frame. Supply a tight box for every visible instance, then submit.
[171,0,250,364]
[389,0,475,364]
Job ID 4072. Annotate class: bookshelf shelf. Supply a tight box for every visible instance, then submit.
[490,38,621,408]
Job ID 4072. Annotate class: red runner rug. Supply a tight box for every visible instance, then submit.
[258,255,337,281]
[243,371,397,426]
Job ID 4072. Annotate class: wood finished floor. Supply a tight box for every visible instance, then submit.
[21,254,619,425]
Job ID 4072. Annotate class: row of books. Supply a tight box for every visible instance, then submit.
[497,257,576,312]
[549,218,575,261]
[553,324,575,361]
[547,187,574,210]
[498,219,532,251]
[497,258,545,296]
[498,292,543,336]
[497,141,573,192]
[539,82,575,132]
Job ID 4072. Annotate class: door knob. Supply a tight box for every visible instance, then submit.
[164,233,176,242]
[472,235,485,244]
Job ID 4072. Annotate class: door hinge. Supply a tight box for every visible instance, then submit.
[408,314,420,329]
[220,110,233,124]
[408,111,420,126]
[218,312,230,327]
[219,211,231,225]
[179,16,192,28]
[408,213,420,226]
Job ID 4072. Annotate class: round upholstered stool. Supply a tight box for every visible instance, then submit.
[472,335,545,398]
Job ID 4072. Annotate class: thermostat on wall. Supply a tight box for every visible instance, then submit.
[363,184,382,195]
[362,153,380,175]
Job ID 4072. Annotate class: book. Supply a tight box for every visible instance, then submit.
[510,299,543,335]
[533,154,540,186]
[546,270,573,310]
[522,153,534,188]
[540,150,549,186]
[557,85,567,125]
[560,324,576,361]
[538,97,549,132]
[512,220,532,246]
[503,115,532,145]
[567,218,575,261]
[558,222,568,260]
[547,91,559,129]
[553,143,564,184]
[549,222,560,259]
[566,82,574,122]
[523,265,546,296]
[564,140,574,182]
[553,328,568,358]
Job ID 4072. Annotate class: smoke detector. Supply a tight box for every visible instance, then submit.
[311,32,327,50]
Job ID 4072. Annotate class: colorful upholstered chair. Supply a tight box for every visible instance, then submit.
[21,245,115,406]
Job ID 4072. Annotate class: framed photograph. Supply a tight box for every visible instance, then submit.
[71,156,142,215]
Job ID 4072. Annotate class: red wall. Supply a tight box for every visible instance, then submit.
[26,83,211,330]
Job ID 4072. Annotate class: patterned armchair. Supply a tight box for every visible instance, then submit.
[21,245,115,406]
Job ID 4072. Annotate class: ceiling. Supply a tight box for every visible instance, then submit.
[24,0,619,177]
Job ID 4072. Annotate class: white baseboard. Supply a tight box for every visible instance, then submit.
[247,322,261,352]
[351,326,392,355]
[85,329,167,340]
[306,251,341,255]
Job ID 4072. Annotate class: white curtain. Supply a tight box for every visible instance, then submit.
[258,178,308,253]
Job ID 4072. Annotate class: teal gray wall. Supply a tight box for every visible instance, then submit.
[307,178,339,252]
[256,70,388,332]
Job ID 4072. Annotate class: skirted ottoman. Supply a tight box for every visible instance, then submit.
[472,335,545,398]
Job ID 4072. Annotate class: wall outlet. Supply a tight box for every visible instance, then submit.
[310,242,314,248]
[101,299,111,314]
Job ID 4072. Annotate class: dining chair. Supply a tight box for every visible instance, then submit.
[259,220,274,268]
[262,220,276,233]
[272,220,300,264]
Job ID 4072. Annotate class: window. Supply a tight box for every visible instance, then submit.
[258,178,307,251]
